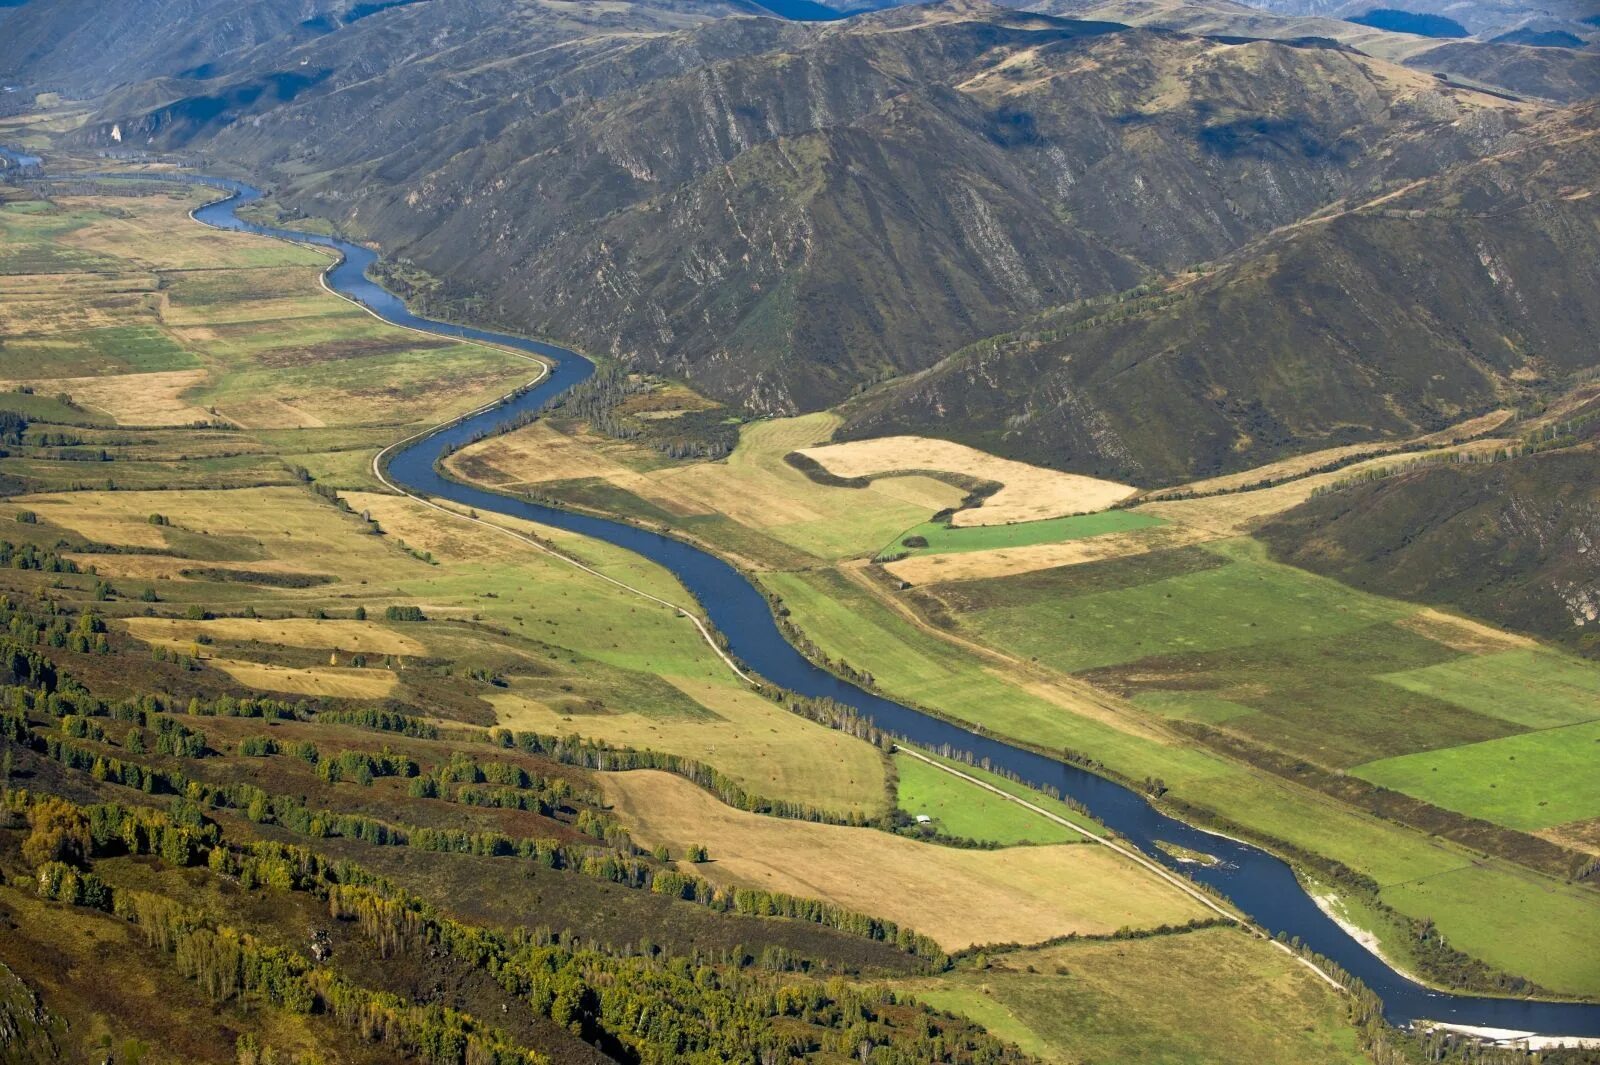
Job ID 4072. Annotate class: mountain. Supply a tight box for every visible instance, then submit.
[1221,0,1600,42]
[836,102,1600,484]
[37,0,1564,421]
[1018,0,1600,101]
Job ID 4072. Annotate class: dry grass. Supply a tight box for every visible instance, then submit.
[797,436,1134,527]
[1156,409,1515,497]
[488,675,887,815]
[123,616,426,656]
[207,658,400,698]
[886,522,1215,585]
[600,770,1206,950]
[1143,437,1515,535]
[0,369,212,425]
[1394,608,1538,655]
[19,486,411,579]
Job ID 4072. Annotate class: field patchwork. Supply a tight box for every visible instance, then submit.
[601,770,1209,950]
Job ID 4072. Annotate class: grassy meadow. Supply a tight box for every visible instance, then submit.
[904,927,1367,1065]
[894,752,1084,845]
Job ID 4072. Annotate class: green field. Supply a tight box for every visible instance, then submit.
[761,562,1600,995]
[889,509,1165,557]
[1378,649,1600,729]
[1354,720,1600,830]
[942,538,1413,673]
[907,927,1365,1065]
[894,752,1083,844]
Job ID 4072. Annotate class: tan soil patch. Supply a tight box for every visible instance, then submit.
[344,491,538,563]
[444,422,648,490]
[208,659,400,699]
[887,522,1215,585]
[1395,609,1538,655]
[0,369,211,425]
[798,436,1135,526]
[1536,818,1600,858]
[601,770,1206,950]
[124,616,425,657]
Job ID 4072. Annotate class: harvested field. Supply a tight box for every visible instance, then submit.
[797,435,1134,526]
[123,616,427,657]
[489,675,887,815]
[600,770,1206,950]
[208,658,400,699]
[886,521,1214,585]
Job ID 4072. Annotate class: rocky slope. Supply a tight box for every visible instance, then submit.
[838,102,1600,483]
[49,0,1554,418]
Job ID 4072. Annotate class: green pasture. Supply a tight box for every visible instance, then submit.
[894,752,1083,845]
[1353,720,1600,830]
[887,509,1165,557]
[1378,649,1600,729]
[947,537,1413,673]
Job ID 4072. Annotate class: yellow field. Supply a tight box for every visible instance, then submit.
[447,413,967,561]
[14,486,410,584]
[489,675,887,815]
[1394,608,1538,655]
[884,521,1215,584]
[123,617,427,657]
[797,435,1135,526]
[600,770,1206,950]
[0,369,212,425]
[208,659,400,699]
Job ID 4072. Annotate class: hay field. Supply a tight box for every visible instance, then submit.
[797,435,1135,526]
[904,927,1366,1065]
[1157,409,1514,498]
[600,770,1206,950]
[123,617,426,657]
[489,675,887,815]
[885,521,1214,584]
[208,659,400,699]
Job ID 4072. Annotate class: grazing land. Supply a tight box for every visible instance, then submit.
[1352,721,1600,831]
[893,751,1083,845]
[599,770,1208,950]
[888,510,1167,558]
[905,927,1367,1065]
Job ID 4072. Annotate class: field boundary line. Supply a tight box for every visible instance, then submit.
[893,745,1348,993]
[182,187,754,687]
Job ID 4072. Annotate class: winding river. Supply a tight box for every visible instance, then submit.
[86,170,1600,1039]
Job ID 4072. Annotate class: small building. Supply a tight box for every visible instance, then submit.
[915,814,932,824]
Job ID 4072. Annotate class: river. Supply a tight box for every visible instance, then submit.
[75,169,1600,1040]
